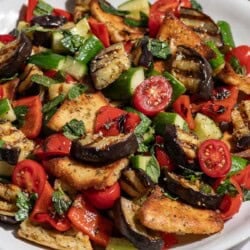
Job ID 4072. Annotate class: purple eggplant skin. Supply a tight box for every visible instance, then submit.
[33,31,52,47]
[0,215,18,225]
[0,147,20,165]
[236,136,250,150]
[0,33,32,78]
[70,133,139,164]
[31,15,67,28]
[113,197,164,250]
[160,169,222,210]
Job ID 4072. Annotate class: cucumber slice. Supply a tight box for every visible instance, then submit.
[71,18,90,37]
[106,238,137,250]
[130,155,152,172]
[163,71,186,102]
[194,113,222,141]
[153,112,188,136]
[51,31,67,53]
[0,98,16,122]
[60,56,88,80]
[143,127,155,145]
[103,67,144,101]
[118,0,150,20]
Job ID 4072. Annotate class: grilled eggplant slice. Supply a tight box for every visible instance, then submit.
[160,170,222,209]
[90,43,131,89]
[31,15,67,28]
[0,33,32,78]
[113,197,164,250]
[138,187,224,235]
[169,45,214,100]
[120,168,154,198]
[71,133,138,164]
[0,215,18,224]
[180,7,223,47]
[0,147,20,165]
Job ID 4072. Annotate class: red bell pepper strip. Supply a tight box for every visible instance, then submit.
[124,112,141,133]
[173,95,195,130]
[26,0,38,22]
[161,233,178,250]
[13,96,42,139]
[232,164,250,190]
[67,195,113,247]
[34,133,72,160]
[0,34,15,44]
[53,8,73,21]
[0,86,4,99]
[30,181,71,232]
[88,17,110,48]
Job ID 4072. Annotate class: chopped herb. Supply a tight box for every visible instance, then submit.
[31,74,57,87]
[98,0,129,17]
[230,56,246,75]
[200,183,212,194]
[243,189,250,201]
[164,191,179,200]
[15,192,37,222]
[61,33,85,53]
[124,12,148,27]
[217,179,238,197]
[190,0,203,11]
[62,119,85,140]
[147,38,171,60]
[227,156,248,178]
[68,84,88,100]
[146,155,160,183]
[33,0,53,16]
[52,187,72,216]
[42,94,66,113]
[0,140,5,148]
[13,105,28,128]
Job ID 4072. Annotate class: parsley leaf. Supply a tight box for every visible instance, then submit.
[13,105,28,128]
[217,179,238,197]
[31,74,57,87]
[52,187,72,216]
[68,84,88,100]
[61,33,85,53]
[15,192,37,222]
[62,119,85,140]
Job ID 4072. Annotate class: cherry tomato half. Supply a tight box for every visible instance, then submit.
[84,182,121,210]
[198,139,231,178]
[218,179,243,221]
[12,159,46,195]
[133,76,172,116]
[226,45,250,76]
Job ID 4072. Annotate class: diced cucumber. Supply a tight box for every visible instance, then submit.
[60,56,88,80]
[103,67,144,101]
[130,155,152,172]
[194,113,222,141]
[143,127,155,145]
[0,161,13,177]
[70,18,90,37]
[106,238,137,250]
[118,0,150,20]
[0,98,16,122]
[51,31,68,53]
[153,112,188,136]
[163,71,186,102]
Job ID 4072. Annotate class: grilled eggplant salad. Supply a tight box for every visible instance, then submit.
[0,0,250,249]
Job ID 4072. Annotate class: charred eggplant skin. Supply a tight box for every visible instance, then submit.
[31,15,67,28]
[0,33,32,79]
[70,133,138,164]
[160,169,222,210]
[113,197,164,250]
[0,147,20,165]
[0,215,18,225]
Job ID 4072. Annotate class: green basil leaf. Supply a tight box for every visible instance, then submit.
[147,38,171,60]
[62,119,85,140]
[190,0,203,11]
[227,156,248,177]
[68,84,88,100]
[243,189,250,201]
[98,0,129,17]
[13,105,28,128]
[217,179,238,197]
[146,155,160,183]
[31,74,57,87]
[42,94,66,113]
[52,187,72,216]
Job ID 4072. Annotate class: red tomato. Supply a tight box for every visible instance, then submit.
[12,159,46,195]
[68,195,113,247]
[232,165,250,190]
[161,233,178,250]
[0,34,16,44]
[198,139,231,178]
[133,76,172,116]
[13,96,42,139]
[124,112,141,133]
[84,182,121,209]
[26,0,38,22]
[218,179,243,221]
[226,45,250,76]
[148,0,191,37]
[34,133,72,160]
[0,86,4,99]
